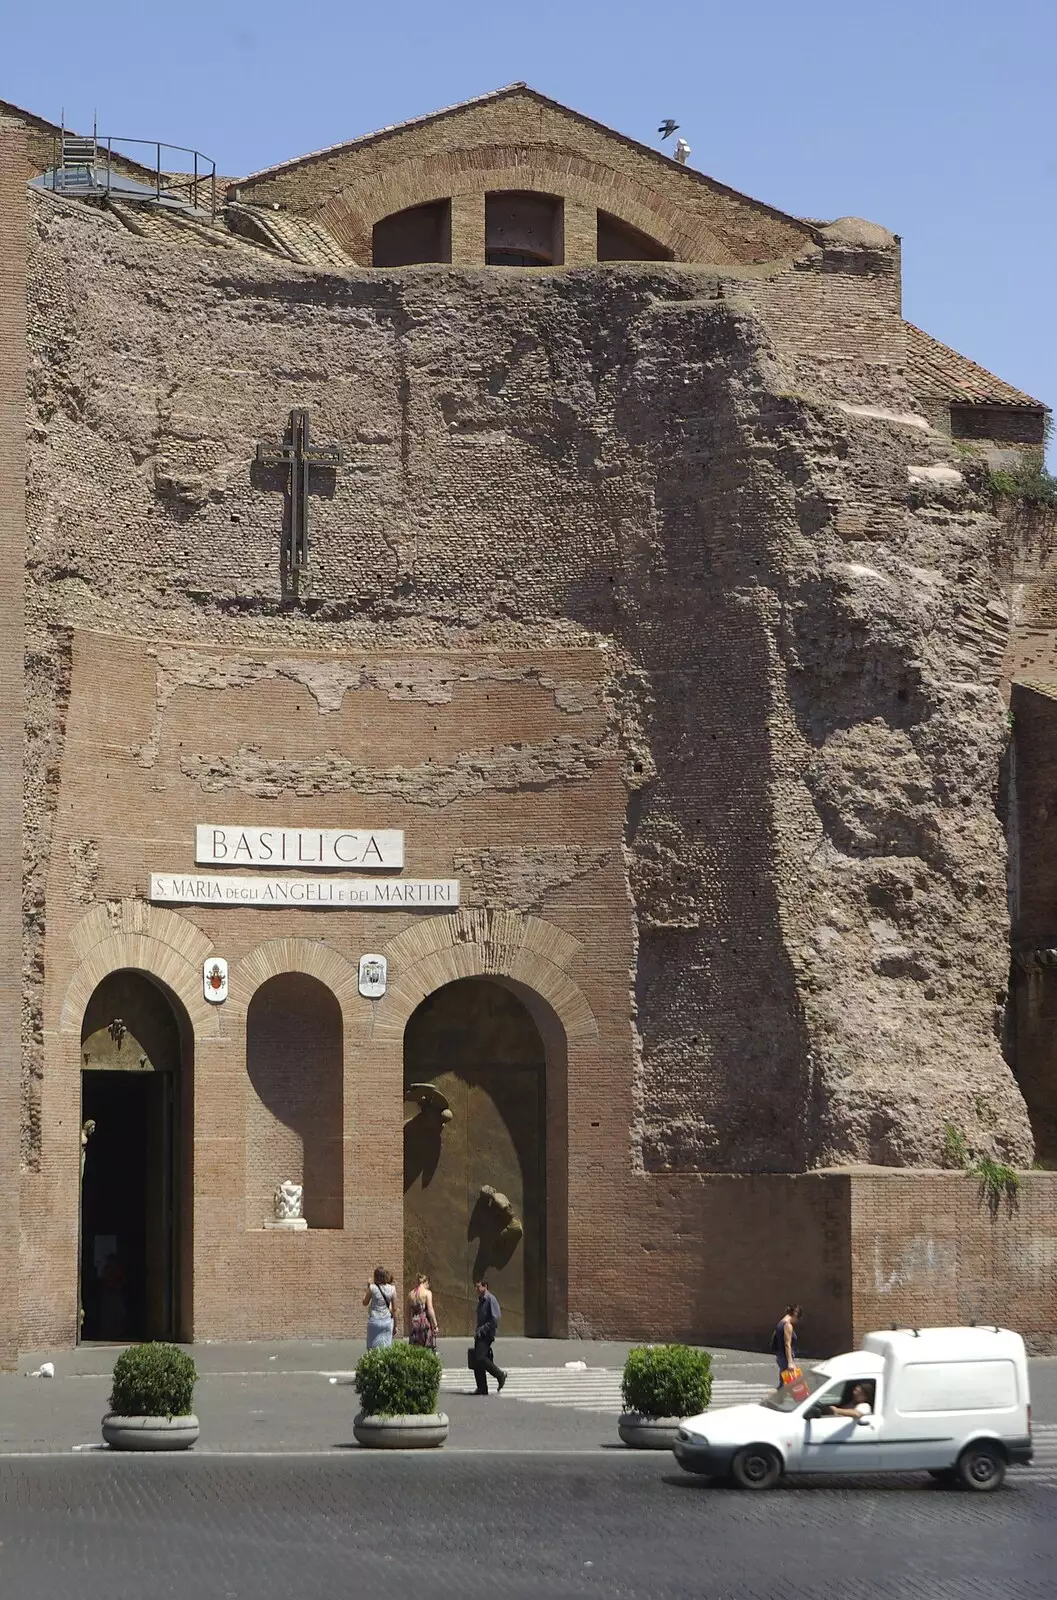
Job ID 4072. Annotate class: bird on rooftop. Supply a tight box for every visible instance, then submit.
[658,119,679,140]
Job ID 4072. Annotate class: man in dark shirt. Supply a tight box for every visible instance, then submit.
[472,1278,507,1395]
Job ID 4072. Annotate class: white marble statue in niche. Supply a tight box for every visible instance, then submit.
[264,1179,308,1231]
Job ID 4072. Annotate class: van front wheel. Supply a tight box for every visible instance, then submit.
[730,1446,782,1490]
[955,1444,1006,1492]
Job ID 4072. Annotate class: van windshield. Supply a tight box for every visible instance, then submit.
[760,1369,832,1413]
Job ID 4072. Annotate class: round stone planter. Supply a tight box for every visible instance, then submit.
[352,1411,449,1450]
[101,1414,200,1452]
[618,1413,683,1450]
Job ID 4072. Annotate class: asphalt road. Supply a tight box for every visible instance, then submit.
[1,1454,1055,1600]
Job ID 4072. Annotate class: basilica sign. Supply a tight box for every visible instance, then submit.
[150,873,458,908]
[151,823,453,910]
[196,825,403,870]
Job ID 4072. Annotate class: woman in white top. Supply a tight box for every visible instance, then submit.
[363,1267,397,1349]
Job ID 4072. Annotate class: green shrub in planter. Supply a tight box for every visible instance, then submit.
[621,1344,712,1419]
[355,1342,442,1417]
[110,1343,197,1419]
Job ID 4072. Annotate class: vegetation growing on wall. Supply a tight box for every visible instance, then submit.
[989,460,1057,508]
[942,1120,1020,1212]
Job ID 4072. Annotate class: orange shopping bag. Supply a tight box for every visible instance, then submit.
[780,1366,809,1402]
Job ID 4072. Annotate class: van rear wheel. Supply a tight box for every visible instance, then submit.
[955,1444,1006,1492]
[730,1445,782,1490]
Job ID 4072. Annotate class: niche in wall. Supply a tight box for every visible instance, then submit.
[597,210,673,262]
[373,199,452,266]
[486,191,563,266]
[245,973,344,1228]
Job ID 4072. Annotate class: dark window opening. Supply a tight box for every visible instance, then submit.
[372,199,451,267]
[486,191,562,267]
[597,210,673,262]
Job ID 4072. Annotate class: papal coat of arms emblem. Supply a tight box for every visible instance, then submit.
[203,957,229,1003]
[358,953,387,999]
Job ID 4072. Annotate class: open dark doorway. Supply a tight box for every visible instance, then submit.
[79,972,185,1343]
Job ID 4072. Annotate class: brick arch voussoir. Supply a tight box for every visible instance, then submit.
[60,930,218,1039]
[377,910,597,1046]
[229,938,359,1015]
[318,145,719,264]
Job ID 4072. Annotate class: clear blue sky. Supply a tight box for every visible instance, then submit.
[6,0,1054,447]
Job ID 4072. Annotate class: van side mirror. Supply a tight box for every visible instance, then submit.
[805,1404,825,1420]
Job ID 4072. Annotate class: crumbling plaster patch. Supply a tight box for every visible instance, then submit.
[180,734,613,803]
[136,646,599,767]
[453,846,612,911]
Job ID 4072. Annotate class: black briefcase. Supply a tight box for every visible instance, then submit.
[466,1345,477,1370]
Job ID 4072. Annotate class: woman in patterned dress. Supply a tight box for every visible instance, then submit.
[407,1273,439,1350]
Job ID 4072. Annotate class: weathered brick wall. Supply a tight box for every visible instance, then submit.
[951,404,1047,447]
[1,107,58,181]
[235,89,814,269]
[849,1170,1057,1352]
[0,124,26,1367]
[18,186,1038,1344]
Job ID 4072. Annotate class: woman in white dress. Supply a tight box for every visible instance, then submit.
[363,1267,397,1349]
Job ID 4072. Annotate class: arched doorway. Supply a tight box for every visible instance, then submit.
[79,971,189,1342]
[403,978,549,1335]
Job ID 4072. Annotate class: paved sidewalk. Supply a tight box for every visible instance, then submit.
[0,1338,775,1456]
[4,1339,1056,1458]
[15,1335,777,1377]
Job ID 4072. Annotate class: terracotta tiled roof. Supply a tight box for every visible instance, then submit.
[905,322,1047,411]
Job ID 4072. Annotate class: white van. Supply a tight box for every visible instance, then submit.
[673,1326,1032,1491]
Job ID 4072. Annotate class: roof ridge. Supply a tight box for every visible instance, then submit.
[0,96,62,134]
[235,83,530,186]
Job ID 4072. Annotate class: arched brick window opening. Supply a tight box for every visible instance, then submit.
[597,210,673,262]
[486,191,563,266]
[246,973,343,1229]
[372,199,452,266]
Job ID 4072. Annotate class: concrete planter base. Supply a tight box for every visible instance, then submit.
[618,1414,683,1450]
[352,1411,449,1449]
[101,1414,200,1451]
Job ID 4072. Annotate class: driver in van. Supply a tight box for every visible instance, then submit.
[824,1381,874,1419]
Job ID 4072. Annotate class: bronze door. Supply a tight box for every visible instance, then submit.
[403,980,546,1336]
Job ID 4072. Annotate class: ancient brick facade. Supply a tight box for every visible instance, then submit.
[1,89,1054,1357]
[0,121,27,1368]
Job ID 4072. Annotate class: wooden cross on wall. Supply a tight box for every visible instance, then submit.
[255,408,343,578]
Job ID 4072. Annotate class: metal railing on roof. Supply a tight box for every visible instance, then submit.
[49,123,218,219]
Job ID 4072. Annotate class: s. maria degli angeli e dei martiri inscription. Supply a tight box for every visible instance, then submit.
[148,824,459,908]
